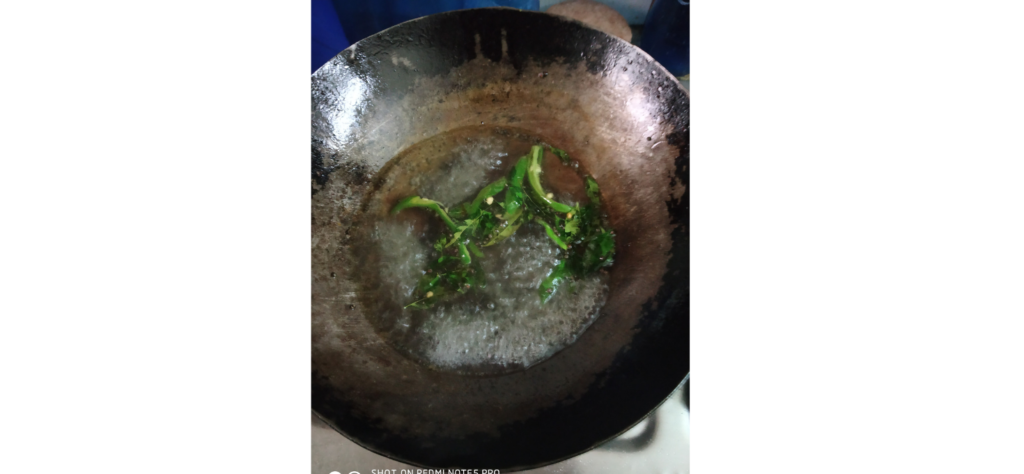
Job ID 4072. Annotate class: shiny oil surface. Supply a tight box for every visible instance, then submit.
[354,126,610,375]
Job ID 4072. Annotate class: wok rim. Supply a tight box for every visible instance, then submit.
[311,7,690,470]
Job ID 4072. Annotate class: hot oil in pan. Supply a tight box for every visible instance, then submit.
[351,125,610,376]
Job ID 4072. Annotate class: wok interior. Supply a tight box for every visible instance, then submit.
[312,8,688,469]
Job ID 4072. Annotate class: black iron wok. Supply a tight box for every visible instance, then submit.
[311,8,689,470]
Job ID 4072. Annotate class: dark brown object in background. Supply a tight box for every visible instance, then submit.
[311,8,688,471]
[546,0,633,42]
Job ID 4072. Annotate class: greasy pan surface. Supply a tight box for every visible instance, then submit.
[311,8,688,470]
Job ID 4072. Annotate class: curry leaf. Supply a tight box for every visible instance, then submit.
[563,217,580,236]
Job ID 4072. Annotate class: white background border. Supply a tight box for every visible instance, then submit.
[3,0,1024,473]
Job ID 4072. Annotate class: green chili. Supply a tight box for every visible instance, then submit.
[465,177,507,216]
[391,196,458,230]
[504,156,529,216]
[526,145,573,214]
[535,217,568,250]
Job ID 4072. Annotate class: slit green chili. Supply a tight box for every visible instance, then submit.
[504,156,529,216]
[526,145,573,214]
[465,177,507,216]
[391,196,458,230]
[535,217,568,250]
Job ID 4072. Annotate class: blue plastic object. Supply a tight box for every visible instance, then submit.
[640,0,689,77]
[464,0,539,9]
[312,0,351,73]
[332,0,539,45]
